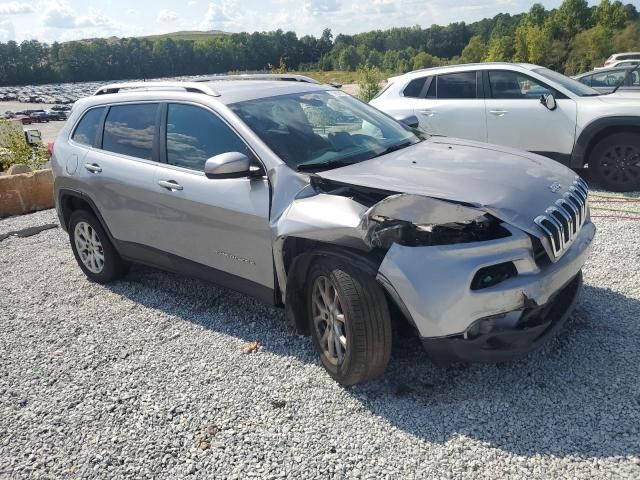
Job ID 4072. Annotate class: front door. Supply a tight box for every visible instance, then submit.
[151,103,273,291]
[484,70,577,158]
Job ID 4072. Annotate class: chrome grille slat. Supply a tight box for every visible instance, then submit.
[534,177,588,261]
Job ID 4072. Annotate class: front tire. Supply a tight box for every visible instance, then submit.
[68,210,126,283]
[590,133,640,192]
[307,257,392,385]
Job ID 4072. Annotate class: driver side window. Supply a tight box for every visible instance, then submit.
[166,104,249,171]
[489,71,552,99]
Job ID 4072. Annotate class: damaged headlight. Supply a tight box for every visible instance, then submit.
[365,194,511,249]
[368,215,510,248]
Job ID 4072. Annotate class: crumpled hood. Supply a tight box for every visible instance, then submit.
[315,137,582,237]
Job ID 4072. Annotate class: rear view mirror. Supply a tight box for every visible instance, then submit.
[204,152,251,179]
[540,93,557,111]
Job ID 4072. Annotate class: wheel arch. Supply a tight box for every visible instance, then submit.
[572,116,640,168]
[58,189,114,242]
[280,238,386,335]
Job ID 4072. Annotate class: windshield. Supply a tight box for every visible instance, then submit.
[533,67,601,96]
[229,90,420,171]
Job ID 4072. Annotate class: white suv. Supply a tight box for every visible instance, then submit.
[371,63,640,192]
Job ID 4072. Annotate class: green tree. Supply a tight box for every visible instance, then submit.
[357,65,383,102]
[460,35,487,63]
[595,0,630,30]
[338,45,361,71]
[552,0,593,39]
[485,35,514,61]
[412,51,438,70]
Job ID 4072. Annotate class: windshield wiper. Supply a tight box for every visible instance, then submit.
[297,159,355,172]
[368,140,417,159]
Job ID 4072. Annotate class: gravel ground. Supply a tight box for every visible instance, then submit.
[1,195,639,479]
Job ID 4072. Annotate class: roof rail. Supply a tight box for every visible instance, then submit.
[194,73,320,84]
[94,82,221,97]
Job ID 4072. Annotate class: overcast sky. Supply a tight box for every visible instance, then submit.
[0,0,636,44]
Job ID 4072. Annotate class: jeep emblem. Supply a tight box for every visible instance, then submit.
[548,182,562,193]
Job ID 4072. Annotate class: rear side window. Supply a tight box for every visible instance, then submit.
[402,77,427,98]
[436,72,477,99]
[166,104,249,171]
[102,104,158,160]
[72,107,104,146]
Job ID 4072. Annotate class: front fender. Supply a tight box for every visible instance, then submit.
[572,116,640,167]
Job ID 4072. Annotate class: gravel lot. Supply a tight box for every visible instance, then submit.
[1,195,639,479]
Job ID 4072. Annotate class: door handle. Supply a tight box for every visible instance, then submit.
[84,163,102,173]
[419,109,437,117]
[489,110,508,116]
[158,180,183,191]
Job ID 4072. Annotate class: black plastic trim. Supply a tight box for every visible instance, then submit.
[531,151,572,166]
[571,116,640,167]
[421,272,582,364]
[114,240,276,305]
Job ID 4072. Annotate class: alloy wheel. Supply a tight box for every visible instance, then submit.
[74,221,105,274]
[311,275,347,365]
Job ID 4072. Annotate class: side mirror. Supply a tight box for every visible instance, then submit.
[204,152,252,179]
[397,114,420,129]
[540,93,557,111]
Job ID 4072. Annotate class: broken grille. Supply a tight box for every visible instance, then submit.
[534,177,588,260]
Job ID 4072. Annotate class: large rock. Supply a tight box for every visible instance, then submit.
[0,169,54,218]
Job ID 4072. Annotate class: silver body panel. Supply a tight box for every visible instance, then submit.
[53,79,595,344]
[378,221,595,338]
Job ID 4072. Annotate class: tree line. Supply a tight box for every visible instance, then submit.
[0,0,638,86]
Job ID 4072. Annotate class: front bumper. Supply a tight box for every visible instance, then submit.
[421,271,582,363]
[377,220,595,343]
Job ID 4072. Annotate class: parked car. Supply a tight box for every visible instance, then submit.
[29,111,50,123]
[51,104,71,112]
[14,114,32,125]
[46,110,68,121]
[600,52,640,69]
[595,60,640,70]
[574,66,640,93]
[52,79,595,385]
[370,62,640,191]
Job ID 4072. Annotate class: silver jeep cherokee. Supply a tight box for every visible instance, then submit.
[52,77,595,385]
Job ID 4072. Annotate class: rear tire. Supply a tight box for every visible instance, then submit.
[68,210,127,283]
[590,133,640,192]
[307,257,392,385]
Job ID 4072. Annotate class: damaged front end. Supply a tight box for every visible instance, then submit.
[271,168,595,362]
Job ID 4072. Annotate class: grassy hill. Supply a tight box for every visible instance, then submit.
[141,31,230,42]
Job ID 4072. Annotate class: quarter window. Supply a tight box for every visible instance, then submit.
[166,104,249,171]
[72,107,104,147]
[436,72,477,99]
[489,71,551,99]
[102,104,158,160]
[403,77,427,98]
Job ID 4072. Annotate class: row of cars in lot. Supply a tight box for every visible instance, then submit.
[1,105,71,125]
[0,82,104,105]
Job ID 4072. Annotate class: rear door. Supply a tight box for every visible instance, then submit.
[151,102,274,291]
[484,69,577,158]
[76,102,161,247]
[413,71,487,142]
